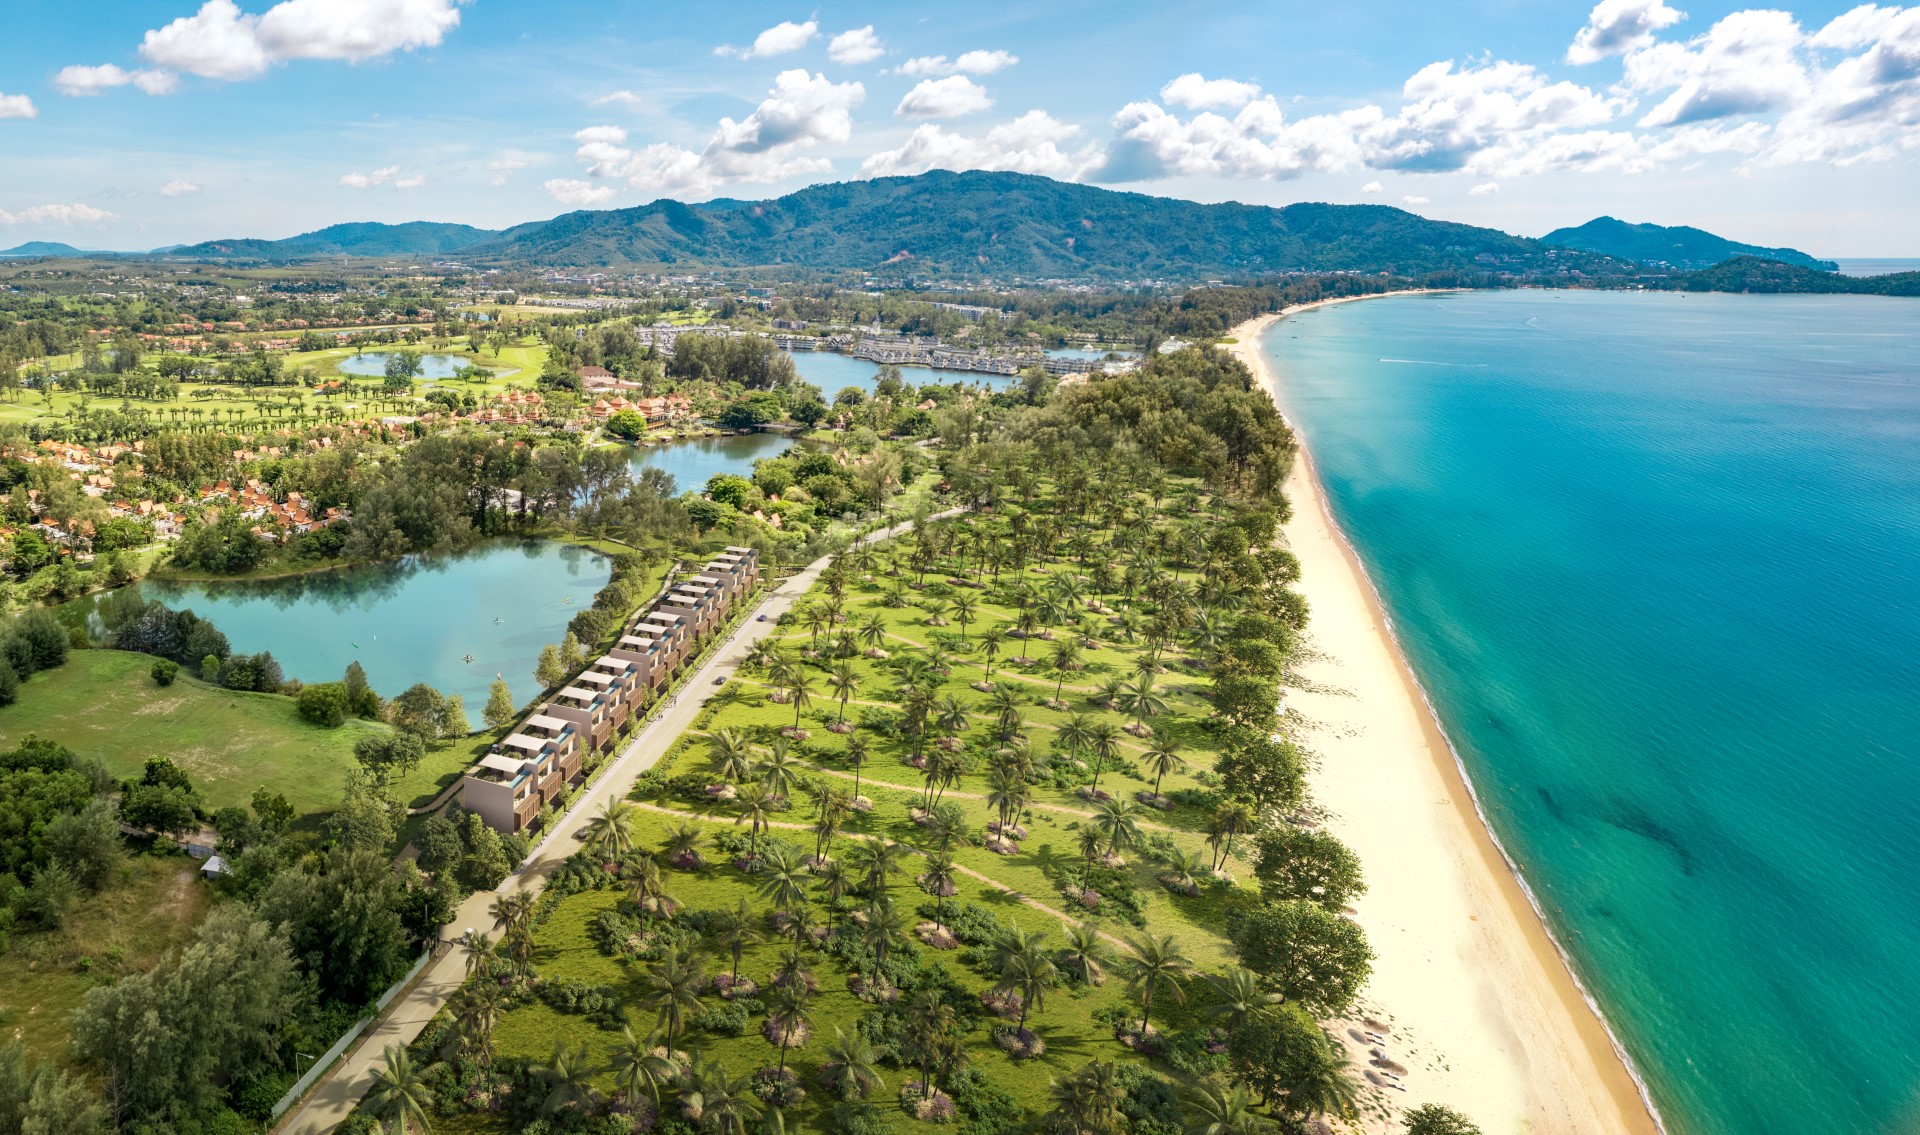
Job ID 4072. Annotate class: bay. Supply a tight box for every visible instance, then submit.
[1266,290,1920,1135]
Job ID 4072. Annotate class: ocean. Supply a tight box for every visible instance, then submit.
[1263,290,1920,1135]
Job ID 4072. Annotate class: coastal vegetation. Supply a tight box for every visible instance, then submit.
[325,344,1474,1135]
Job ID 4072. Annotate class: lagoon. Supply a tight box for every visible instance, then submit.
[784,350,1018,396]
[336,352,480,379]
[622,431,797,492]
[1268,290,1920,1135]
[72,541,609,709]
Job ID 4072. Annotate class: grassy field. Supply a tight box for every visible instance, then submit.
[0,649,390,815]
[0,852,211,1066]
[415,482,1287,1133]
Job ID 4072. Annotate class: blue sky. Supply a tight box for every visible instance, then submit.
[1,0,1916,255]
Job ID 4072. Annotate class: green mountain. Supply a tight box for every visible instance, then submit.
[0,241,92,258]
[466,170,1578,277]
[1673,256,1920,295]
[170,221,497,261]
[1543,216,1835,271]
[162,171,1612,278]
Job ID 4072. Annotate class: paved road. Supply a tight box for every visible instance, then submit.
[277,511,956,1135]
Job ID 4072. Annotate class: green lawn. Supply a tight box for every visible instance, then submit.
[429,485,1272,1132]
[0,649,388,815]
[0,852,211,1067]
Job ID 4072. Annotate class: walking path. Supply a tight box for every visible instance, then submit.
[275,512,957,1135]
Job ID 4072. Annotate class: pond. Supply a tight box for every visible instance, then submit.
[67,540,609,708]
[622,431,798,492]
[335,352,482,379]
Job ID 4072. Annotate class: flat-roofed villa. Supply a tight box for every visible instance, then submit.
[458,545,762,832]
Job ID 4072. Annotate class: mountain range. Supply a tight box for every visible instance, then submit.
[13,171,1837,280]
[1541,216,1838,271]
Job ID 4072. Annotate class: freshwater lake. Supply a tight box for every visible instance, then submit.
[334,352,477,379]
[622,431,796,491]
[73,541,610,708]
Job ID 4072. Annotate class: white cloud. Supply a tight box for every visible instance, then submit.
[1160,73,1263,111]
[54,63,179,96]
[896,76,993,118]
[562,69,865,197]
[339,165,406,187]
[0,203,117,225]
[896,49,1018,77]
[716,19,817,60]
[829,26,884,66]
[544,178,616,206]
[1568,0,1686,64]
[159,178,202,196]
[1810,4,1903,49]
[0,93,35,119]
[591,90,644,107]
[1359,179,1383,192]
[1470,180,1501,194]
[394,174,427,189]
[486,157,530,185]
[131,0,461,84]
[1626,9,1810,127]
[1401,195,1430,205]
[1105,59,1621,182]
[861,110,1105,180]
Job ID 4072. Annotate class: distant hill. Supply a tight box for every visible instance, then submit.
[1673,256,1920,296]
[1544,216,1836,271]
[170,221,498,261]
[0,241,91,258]
[164,171,1612,278]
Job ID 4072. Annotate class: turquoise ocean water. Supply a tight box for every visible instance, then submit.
[1264,290,1920,1135]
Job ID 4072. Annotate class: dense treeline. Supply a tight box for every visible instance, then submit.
[1671,255,1920,295]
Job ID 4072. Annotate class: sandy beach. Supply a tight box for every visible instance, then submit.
[1228,304,1664,1134]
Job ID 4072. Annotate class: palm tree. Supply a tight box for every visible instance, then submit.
[1086,722,1122,798]
[1281,1050,1363,1125]
[628,852,679,918]
[993,929,1058,1029]
[986,768,1032,839]
[583,797,635,858]
[490,892,536,968]
[858,612,889,650]
[756,843,811,915]
[1047,639,1082,702]
[860,899,911,971]
[920,853,958,932]
[1204,967,1281,1031]
[826,661,860,725]
[1142,727,1186,799]
[782,671,817,730]
[767,983,814,1072]
[708,729,758,786]
[663,822,707,869]
[976,624,1009,686]
[710,897,763,985]
[643,946,707,1045]
[814,857,851,927]
[843,733,871,802]
[461,930,501,984]
[950,592,978,643]
[612,1025,682,1109]
[534,1041,596,1115]
[1055,713,1096,770]
[902,991,962,1100]
[1182,1081,1275,1135]
[1059,922,1114,986]
[1207,800,1255,870]
[758,737,804,801]
[681,1057,764,1135]
[1159,848,1211,896]
[1092,798,1142,859]
[1119,673,1169,730]
[1120,933,1194,1036]
[735,790,777,863]
[1047,1060,1126,1135]
[819,1027,885,1100]
[365,1045,434,1135]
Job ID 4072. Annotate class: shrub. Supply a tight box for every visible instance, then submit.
[297,681,351,727]
[698,1000,750,1036]
[150,658,179,687]
[833,1102,896,1135]
[538,978,626,1028]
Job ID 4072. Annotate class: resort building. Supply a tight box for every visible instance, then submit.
[457,544,762,833]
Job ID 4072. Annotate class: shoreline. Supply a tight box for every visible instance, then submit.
[1229,300,1665,1134]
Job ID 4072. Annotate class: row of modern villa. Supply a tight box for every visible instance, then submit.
[459,545,763,833]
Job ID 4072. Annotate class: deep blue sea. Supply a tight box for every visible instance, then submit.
[1264,290,1920,1135]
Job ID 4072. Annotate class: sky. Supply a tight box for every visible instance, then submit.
[1,0,1917,256]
